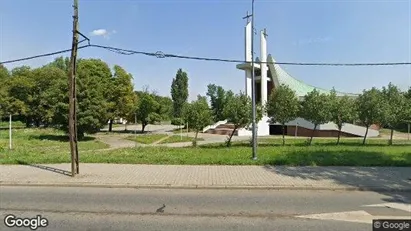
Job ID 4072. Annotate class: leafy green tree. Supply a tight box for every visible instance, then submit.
[0,65,10,118]
[300,89,333,145]
[47,56,70,74]
[30,66,67,127]
[170,68,189,124]
[329,89,357,145]
[356,87,387,145]
[0,64,9,80]
[135,91,161,132]
[184,95,213,147]
[381,83,407,145]
[7,67,34,126]
[266,84,299,145]
[153,95,173,122]
[206,84,229,122]
[223,92,263,147]
[107,65,137,132]
[53,59,113,139]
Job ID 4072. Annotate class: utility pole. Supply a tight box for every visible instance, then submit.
[251,0,257,160]
[68,0,80,177]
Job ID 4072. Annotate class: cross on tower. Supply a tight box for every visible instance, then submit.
[263,28,268,37]
[242,11,252,23]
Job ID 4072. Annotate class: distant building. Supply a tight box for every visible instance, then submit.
[203,21,379,138]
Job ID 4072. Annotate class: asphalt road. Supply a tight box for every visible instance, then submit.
[0,187,410,231]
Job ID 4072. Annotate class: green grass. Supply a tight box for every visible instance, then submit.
[126,134,168,144]
[159,135,204,144]
[0,128,109,164]
[1,132,410,166]
[0,121,25,129]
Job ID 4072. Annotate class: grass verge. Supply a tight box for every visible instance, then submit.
[1,135,410,166]
[159,135,204,144]
[0,128,109,164]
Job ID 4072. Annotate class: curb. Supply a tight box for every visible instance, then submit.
[1,182,410,192]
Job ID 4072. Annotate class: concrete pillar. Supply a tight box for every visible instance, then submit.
[260,29,268,109]
[245,21,252,97]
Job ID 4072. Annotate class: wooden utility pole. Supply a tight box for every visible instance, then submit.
[68,0,80,177]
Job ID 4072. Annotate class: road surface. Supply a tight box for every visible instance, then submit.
[0,186,410,231]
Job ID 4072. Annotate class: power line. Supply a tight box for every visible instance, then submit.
[90,44,411,67]
[1,43,411,67]
[0,45,90,65]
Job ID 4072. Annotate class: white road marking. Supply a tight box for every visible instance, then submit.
[363,203,411,213]
[296,210,411,224]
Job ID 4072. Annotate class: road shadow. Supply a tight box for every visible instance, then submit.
[17,160,72,177]
[30,134,95,142]
[263,150,411,203]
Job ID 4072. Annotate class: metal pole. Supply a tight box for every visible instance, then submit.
[9,114,12,150]
[251,0,257,160]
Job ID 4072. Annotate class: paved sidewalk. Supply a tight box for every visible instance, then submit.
[1,164,410,191]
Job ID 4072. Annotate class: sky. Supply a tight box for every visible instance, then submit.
[0,0,410,100]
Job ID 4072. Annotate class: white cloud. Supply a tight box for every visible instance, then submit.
[90,29,116,39]
[91,29,108,36]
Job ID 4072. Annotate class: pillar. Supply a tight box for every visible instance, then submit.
[245,21,252,97]
[260,29,268,109]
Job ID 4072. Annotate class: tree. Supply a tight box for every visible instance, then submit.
[329,89,357,145]
[207,84,229,122]
[300,89,333,145]
[266,84,299,145]
[107,65,137,132]
[381,83,407,145]
[135,91,161,133]
[29,66,67,127]
[170,68,189,124]
[184,95,213,147]
[356,87,386,145]
[47,56,70,74]
[223,92,262,147]
[0,65,10,118]
[53,59,113,139]
[7,67,34,126]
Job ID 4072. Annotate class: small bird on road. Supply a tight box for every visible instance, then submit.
[156,204,166,213]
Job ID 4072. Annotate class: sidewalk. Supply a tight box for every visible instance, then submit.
[1,164,410,192]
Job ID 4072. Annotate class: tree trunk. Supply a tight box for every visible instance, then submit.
[108,119,113,132]
[389,128,394,145]
[282,124,285,146]
[309,124,317,145]
[194,131,199,147]
[226,126,237,147]
[337,125,342,145]
[35,120,40,128]
[362,126,369,145]
[142,124,146,133]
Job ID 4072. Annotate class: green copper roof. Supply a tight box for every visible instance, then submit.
[267,55,358,97]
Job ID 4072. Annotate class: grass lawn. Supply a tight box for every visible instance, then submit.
[159,135,204,144]
[1,131,410,166]
[126,134,168,144]
[0,128,109,164]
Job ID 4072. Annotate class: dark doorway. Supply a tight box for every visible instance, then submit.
[269,125,283,135]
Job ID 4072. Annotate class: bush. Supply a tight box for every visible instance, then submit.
[171,117,185,126]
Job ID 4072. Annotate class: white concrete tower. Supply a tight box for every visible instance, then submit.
[260,28,268,111]
[245,20,252,98]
